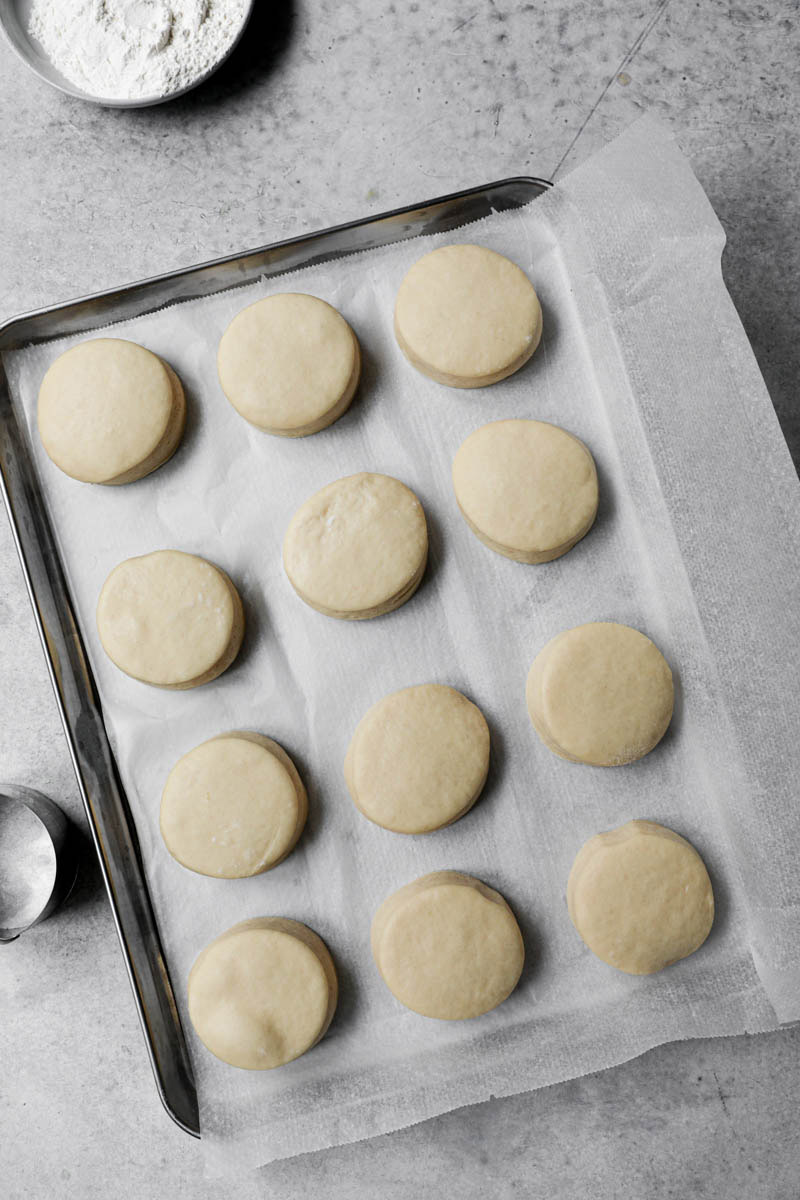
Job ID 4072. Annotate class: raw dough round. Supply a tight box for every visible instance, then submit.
[160,732,308,877]
[283,472,428,619]
[567,820,714,974]
[96,549,244,689]
[526,622,674,766]
[188,917,338,1069]
[37,338,186,484]
[394,244,542,388]
[371,871,524,1019]
[217,293,361,436]
[345,684,490,833]
[452,419,598,563]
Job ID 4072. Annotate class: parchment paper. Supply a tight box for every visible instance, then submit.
[4,116,799,1177]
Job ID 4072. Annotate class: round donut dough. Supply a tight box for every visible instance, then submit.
[453,419,598,563]
[371,871,524,1019]
[394,244,542,388]
[96,549,244,688]
[345,684,490,833]
[526,622,674,766]
[160,733,308,877]
[217,293,361,436]
[188,917,338,1069]
[283,472,428,619]
[567,820,715,974]
[37,338,185,484]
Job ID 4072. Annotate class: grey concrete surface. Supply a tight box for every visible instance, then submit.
[1,2,798,1197]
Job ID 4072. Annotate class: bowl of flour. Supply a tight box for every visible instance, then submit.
[0,0,253,106]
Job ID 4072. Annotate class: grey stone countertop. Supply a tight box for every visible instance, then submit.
[1,3,799,1197]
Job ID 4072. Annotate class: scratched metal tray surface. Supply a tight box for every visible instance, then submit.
[0,177,551,1136]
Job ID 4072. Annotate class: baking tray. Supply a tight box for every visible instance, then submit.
[0,177,551,1137]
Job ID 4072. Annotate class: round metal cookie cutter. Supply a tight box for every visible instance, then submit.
[0,784,79,943]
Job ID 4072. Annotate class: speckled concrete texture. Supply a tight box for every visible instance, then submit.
[1,2,799,1197]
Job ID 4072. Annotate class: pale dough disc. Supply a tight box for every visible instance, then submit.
[567,820,715,974]
[283,472,428,619]
[345,684,490,833]
[96,549,244,689]
[160,733,308,878]
[371,871,524,1019]
[188,917,338,1069]
[217,293,361,436]
[526,622,674,766]
[37,338,186,484]
[394,244,543,388]
[452,419,599,563]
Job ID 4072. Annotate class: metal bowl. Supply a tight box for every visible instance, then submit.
[0,784,78,942]
[0,0,254,108]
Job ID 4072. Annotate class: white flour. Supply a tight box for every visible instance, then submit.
[28,0,247,101]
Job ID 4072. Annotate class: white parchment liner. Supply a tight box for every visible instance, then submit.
[5,117,799,1176]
